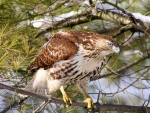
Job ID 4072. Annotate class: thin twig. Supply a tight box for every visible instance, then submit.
[92,55,150,80]
[33,97,51,113]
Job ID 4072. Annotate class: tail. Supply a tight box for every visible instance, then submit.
[25,68,50,95]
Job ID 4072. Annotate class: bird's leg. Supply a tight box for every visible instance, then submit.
[83,91,96,111]
[77,77,96,111]
[60,86,72,107]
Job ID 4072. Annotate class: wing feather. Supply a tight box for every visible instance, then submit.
[27,36,78,71]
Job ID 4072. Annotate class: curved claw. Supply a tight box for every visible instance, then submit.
[60,86,72,108]
[83,97,96,111]
[63,93,72,107]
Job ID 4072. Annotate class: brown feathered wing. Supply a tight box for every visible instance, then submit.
[25,35,78,94]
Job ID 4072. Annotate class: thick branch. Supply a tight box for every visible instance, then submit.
[35,6,149,38]
[0,83,150,112]
[35,8,93,38]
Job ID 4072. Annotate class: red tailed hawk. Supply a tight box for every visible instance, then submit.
[25,31,120,110]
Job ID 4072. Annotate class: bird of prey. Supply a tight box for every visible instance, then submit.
[25,31,120,111]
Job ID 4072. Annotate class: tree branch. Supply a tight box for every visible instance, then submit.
[91,54,150,81]
[35,4,149,38]
[35,8,93,38]
[0,83,150,112]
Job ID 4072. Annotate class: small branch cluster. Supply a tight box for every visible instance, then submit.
[35,2,150,38]
[0,83,150,113]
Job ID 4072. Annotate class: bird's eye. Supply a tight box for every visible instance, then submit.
[108,43,113,48]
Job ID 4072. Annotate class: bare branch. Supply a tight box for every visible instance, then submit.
[92,55,150,81]
[35,5,150,38]
[0,83,150,112]
[112,24,134,38]
[35,8,93,38]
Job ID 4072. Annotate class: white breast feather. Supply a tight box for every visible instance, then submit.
[72,45,104,74]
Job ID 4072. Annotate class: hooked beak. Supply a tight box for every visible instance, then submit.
[112,46,120,55]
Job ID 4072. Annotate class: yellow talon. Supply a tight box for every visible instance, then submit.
[83,91,96,111]
[62,93,72,107]
[60,86,72,107]
[83,97,96,111]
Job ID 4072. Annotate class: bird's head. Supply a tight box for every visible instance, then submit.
[96,35,120,56]
[106,40,120,55]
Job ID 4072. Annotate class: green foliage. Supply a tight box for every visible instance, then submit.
[0,22,37,72]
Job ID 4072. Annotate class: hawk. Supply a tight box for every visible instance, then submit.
[25,31,120,110]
